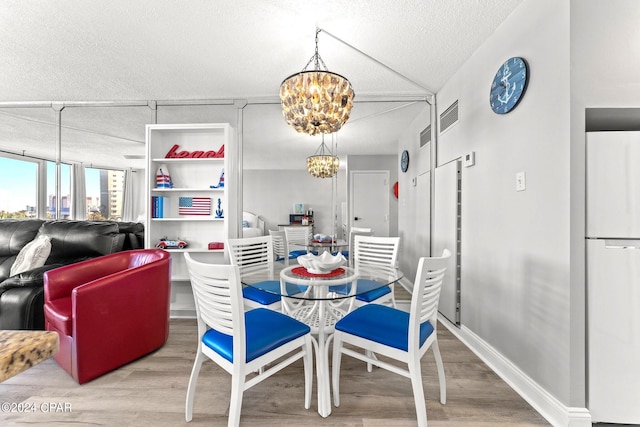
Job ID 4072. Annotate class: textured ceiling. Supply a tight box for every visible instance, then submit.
[0,0,524,168]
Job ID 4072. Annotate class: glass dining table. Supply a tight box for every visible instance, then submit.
[241,261,403,418]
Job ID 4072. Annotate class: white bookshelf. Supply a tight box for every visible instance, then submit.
[145,123,235,318]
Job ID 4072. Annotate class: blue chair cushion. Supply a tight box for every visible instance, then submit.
[335,304,434,352]
[330,279,391,302]
[242,280,281,306]
[289,250,319,259]
[242,280,306,306]
[355,279,392,302]
[289,250,308,259]
[202,308,311,363]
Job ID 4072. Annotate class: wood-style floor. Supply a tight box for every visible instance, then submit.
[0,318,550,426]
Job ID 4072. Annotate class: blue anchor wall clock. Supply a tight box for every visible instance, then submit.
[489,57,528,114]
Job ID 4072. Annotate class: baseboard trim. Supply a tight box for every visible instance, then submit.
[438,315,592,427]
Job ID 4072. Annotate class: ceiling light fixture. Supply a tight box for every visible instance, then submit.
[280,28,355,136]
[307,135,339,178]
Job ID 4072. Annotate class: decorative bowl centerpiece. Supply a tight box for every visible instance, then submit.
[297,251,346,274]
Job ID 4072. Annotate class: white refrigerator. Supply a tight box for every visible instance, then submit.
[586,131,640,424]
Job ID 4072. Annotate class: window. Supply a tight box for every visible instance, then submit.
[85,167,125,221]
[46,161,71,219]
[0,156,38,218]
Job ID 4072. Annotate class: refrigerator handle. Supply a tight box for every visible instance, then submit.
[604,239,640,249]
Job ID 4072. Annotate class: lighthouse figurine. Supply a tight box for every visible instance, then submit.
[156,164,173,188]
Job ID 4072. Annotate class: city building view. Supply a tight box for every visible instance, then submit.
[0,156,124,220]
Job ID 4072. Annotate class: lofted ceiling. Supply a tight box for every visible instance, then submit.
[0,0,524,169]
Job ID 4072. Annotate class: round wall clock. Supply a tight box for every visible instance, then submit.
[489,57,528,114]
[400,150,409,173]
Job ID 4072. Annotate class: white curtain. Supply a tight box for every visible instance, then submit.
[122,168,134,222]
[72,163,87,220]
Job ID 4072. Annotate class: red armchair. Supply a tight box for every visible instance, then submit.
[44,249,171,384]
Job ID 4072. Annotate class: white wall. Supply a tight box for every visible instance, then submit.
[243,169,346,236]
[407,0,575,407]
[397,105,431,280]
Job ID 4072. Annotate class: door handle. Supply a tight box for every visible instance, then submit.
[354,217,361,221]
[604,239,640,249]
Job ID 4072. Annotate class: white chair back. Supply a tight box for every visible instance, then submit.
[350,226,373,233]
[184,253,244,350]
[347,227,373,266]
[268,229,289,265]
[284,226,313,253]
[409,249,451,350]
[226,235,274,278]
[353,235,399,270]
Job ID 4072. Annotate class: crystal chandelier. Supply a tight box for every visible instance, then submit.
[280,28,355,136]
[307,135,339,178]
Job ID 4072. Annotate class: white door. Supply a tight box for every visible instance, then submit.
[350,170,389,236]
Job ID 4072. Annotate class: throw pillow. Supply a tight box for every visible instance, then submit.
[10,235,52,276]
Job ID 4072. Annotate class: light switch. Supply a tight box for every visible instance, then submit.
[516,171,526,191]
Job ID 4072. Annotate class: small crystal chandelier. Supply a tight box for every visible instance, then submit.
[307,135,339,178]
[280,28,355,136]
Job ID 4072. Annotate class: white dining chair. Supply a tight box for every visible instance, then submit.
[340,227,374,266]
[226,235,281,310]
[284,225,314,260]
[331,249,451,427]
[184,253,313,426]
[351,234,400,307]
[268,229,289,265]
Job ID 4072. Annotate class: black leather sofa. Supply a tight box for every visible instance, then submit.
[0,219,144,330]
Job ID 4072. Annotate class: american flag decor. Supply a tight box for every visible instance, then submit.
[178,197,211,215]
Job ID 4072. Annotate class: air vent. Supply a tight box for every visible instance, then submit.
[440,100,459,134]
[420,125,431,148]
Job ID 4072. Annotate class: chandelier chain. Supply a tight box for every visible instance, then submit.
[302,28,328,72]
[314,28,320,69]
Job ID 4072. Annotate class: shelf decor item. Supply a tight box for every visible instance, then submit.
[164,144,224,158]
[215,198,224,218]
[151,196,168,218]
[156,238,188,249]
[210,168,225,188]
[156,164,173,188]
[178,197,211,215]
